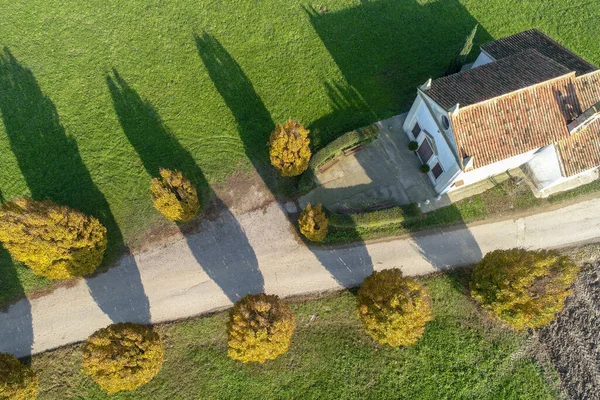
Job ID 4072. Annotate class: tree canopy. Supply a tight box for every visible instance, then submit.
[0,197,107,279]
[227,294,296,363]
[471,249,579,330]
[269,119,311,177]
[357,269,433,347]
[82,323,165,394]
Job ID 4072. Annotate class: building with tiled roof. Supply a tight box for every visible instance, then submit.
[402,29,600,196]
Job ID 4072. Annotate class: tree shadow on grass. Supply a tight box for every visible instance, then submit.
[0,48,149,325]
[106,70,264,302]
[193,33,279,192]
[195,33,374,289]
[308,81,377,149]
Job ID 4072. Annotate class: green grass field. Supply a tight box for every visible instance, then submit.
[1,0,599,302]
[31,270,562,399]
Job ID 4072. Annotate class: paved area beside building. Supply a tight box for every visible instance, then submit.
[300,114,437,212]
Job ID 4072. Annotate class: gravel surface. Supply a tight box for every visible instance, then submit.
[538,244,600,400]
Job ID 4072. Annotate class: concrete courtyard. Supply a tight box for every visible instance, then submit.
[300,113,438,212]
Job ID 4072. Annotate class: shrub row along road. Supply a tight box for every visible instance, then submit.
[1,197,600,357]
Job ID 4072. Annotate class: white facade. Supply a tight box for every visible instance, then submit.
[402,92,461,193]
[523,145,564,190]
[524,145,600,196]
[450,149,538,190]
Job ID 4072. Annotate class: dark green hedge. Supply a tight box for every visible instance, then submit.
[329,204,421,229]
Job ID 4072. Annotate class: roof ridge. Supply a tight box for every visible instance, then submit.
[481,29,597,75]
[431,48,569,85]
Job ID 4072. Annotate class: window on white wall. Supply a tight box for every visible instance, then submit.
[441,115,450,130]
[431,162,444,180]
[411,122,421,138]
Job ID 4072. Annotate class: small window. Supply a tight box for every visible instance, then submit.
[441,115,450,130]
[411,122,421,138]
[431,163,444,180]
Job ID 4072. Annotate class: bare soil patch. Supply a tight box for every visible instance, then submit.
[537,244,600,400]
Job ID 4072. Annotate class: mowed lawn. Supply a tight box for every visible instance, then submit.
[1,0,600,302]
[31,271,561,399]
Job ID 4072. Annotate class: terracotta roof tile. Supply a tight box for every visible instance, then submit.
[425,50,572,110]
[575,70,600,110]
[557,118,600,176]
[482,29,597,76]
[450,75,580,169]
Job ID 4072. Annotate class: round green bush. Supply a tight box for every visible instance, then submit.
[0,353,38,400]
[419,164,430,173]
[470,249,579,330]
[227,294,296,363]
[82,323,165,394]
[408,140,419,151]
[357,269,433,347]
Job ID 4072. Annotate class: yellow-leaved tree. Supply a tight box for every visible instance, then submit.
[227,294,295,363]
[357,269,433,347]
[0,197,107,279]
[81,323,165,394]
[268,119,311,177]
[150,168,201,223]
[471,249,578,330]
[0,353,38,400]
[298,203,328,242]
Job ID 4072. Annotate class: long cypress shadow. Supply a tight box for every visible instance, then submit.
[0,48,150,325]
[194,33,278,191]
[194,33,374,289]
[106,71,264,302]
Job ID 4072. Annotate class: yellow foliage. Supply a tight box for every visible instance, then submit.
[298,203,328,242]
[0,198,107,280]
[268,119,311,177]
[150,169,201,222]
[0,353,38,400]
[227,294,296,363]
[470,249,579,330]
[81,323,165,395]
[357,269,433,347]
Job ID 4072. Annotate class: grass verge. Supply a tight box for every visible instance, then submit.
[324,178,600,244]
[31,270,561,399]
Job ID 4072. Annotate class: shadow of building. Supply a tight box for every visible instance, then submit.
[0,48,150,325]
[305,0,492,121]
[106,71,264,302]
[194,33,374,289]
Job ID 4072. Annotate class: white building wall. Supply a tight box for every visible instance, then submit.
[523,145,563,190]
[402,95,460,193]
[524,145,600,196]
[449,149,539,191]
[471,50,495,69]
